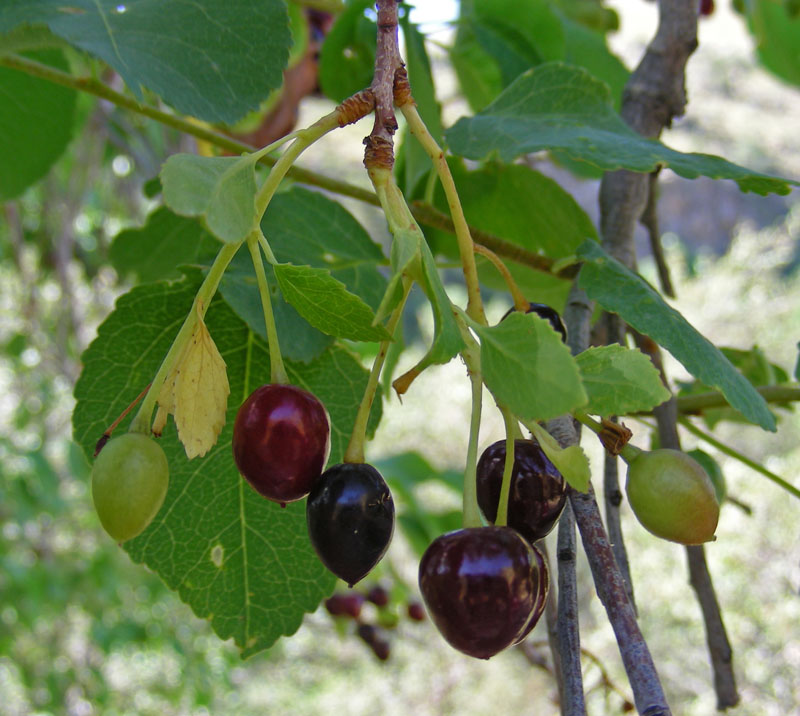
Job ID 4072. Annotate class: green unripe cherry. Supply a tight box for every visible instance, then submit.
[92,433,169,542]
[624,447,719,545]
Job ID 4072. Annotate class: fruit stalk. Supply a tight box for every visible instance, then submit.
[461,338,484,529]
[254,109,341,221]
[246,232,288,385]
[472,244,529,312]
[343,277,412,464]
[495,408,518,528]
[399,103,486,325]
[130,240,241,435]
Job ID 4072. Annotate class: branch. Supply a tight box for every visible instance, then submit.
[0,53,379,206]
[556,499,586,716]
[570,484,671,715]
[675,385,800,414]
[363,0,403,169]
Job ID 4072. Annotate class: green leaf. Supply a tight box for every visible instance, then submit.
[559,13,629,109]
[0,49,76,199]
[161,154,260,244]
[434,161,598,259]
[0,0,291,124]
[72,277,381,656]
[446,62,798,195]
[527,421,591,492]
[318,0,375,102]
[109,208,219,283]
[449,0,564,111]
[575,345,671,416]
[218,256,334,364]
[392,240,465,392]
[577,240,777,431]
[262,188,388,310]
[475,312,587,421]
[273,264,392,342]
[747,0,800,87]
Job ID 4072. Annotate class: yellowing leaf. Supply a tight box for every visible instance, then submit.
[156,308,230,458]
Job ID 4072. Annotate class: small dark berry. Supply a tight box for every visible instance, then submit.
[366,585,390,607]
[407,602,426,622]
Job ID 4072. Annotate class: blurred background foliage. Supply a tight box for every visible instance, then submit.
[1,1,800,714]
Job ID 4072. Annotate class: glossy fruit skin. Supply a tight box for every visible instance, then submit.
[233,384,330,503]
[306,463,395,587]
[419,526,541,659]
[92,433,169,543]
[514,544,549,643]
[626,448,720,544]
[503,302,567,343]
[476,439,567,543]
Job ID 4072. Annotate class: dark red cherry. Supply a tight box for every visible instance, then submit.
[418,526,541,659]
[514,544,549,643]
[502,302,567,342]
[233,384,330,503]
[476,439,566,543]
[325,592,365,619]
[306,463,395,587]
[366,585,390,607]
[406,601,426,622]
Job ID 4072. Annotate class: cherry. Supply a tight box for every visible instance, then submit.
[418,526,541,659]
[625,448,719,544]
[92,433,169,542]
[306,463,395,587]
[366,584,390,607]
[503,302,567,342]
[406,601,426,622]
[232,384,330,503]
[476,439,567,543]
[357,623,391,660]
[325,592,365,619]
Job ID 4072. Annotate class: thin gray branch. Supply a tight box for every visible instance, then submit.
[571,485,671,716]
[556,500,586,716]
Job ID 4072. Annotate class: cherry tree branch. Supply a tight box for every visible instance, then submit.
[363,0,403,169]
[556,499,586,716]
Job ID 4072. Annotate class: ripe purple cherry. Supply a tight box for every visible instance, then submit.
[419,526,541,659]
[502,302,567,342]
[233,384,330,504]
[476,439,566,543]
[306,463,395,587]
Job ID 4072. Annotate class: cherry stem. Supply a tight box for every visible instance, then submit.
[495,407,518,527]
[458,331,484,529]
[473,244,529,312]
[253,110,340,222]
[247,231,288,385]
[678,416,800,500]
[129,241,242,435]
[343,277,412,464]
[399,103,486,325]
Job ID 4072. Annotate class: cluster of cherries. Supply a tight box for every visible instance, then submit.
[419,436,565,659]
[418,303,568,659]
[232,383,395,587]
[324,584,426,661]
